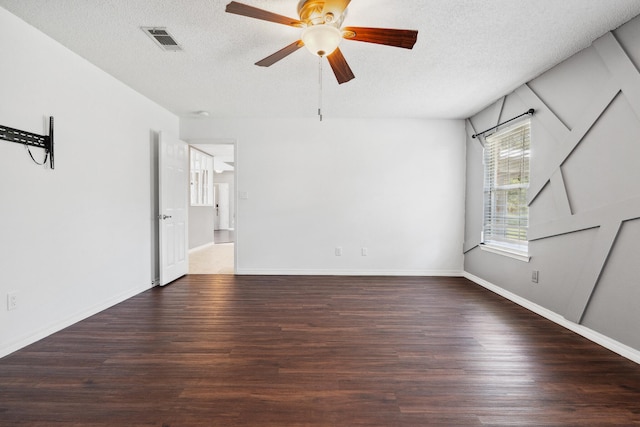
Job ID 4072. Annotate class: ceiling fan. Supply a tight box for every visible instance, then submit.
[225,0,418,84]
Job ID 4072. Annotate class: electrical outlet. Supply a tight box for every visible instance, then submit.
[335,247,342,256]
[531,270,539,283]
[7,292,18,311]
[361,247,368,256]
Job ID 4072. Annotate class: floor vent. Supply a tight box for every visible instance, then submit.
[142,27,182,51]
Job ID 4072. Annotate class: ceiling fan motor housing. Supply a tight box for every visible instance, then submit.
[297,0,346,27]
[297,0,346,57]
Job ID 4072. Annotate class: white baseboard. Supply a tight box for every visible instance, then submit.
[0,283,151,359]
[463,271,640,365]
[235,269,465,277]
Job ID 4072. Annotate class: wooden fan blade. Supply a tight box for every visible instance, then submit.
[342,27,418,49]
[255,40,305,67]
[322,0,351,20]
[226,2,304,27]
[327,48,355,84]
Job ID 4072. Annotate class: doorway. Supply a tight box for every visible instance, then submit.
[187,140,236,274]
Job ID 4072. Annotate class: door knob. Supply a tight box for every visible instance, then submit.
[158,214,172,220]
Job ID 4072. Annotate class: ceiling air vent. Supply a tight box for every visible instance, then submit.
[142,27,182,51]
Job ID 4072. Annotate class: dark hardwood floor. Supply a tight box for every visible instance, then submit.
[2,275,640,426]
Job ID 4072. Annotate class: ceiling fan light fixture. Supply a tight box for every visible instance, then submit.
[302,24,341,57]
[225,1,418,84]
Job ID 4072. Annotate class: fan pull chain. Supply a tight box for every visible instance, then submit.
[318,57,323,122]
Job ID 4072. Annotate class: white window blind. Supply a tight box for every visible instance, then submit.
[482,120,531,254]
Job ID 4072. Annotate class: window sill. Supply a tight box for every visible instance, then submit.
[480,244,530,263]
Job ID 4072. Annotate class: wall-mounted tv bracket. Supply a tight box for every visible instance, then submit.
[0,116,54,169]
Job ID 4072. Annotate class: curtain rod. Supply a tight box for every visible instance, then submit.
[471,108,534,139]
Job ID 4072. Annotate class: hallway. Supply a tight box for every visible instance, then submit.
[189,241,234,274]
[188,226,235,274]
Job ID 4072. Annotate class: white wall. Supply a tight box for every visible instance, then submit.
[189,206,215,249]
[181,117,466,275]
[0,7,179,357]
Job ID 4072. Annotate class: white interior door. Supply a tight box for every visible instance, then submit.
[217,183,230,229]
[213,184,220,230]
[159,132,188,286]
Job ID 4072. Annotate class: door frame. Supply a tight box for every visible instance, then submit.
[187,138,238,274]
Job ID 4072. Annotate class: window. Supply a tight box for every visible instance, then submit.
[482,120,531,258]
[190,148,213,206]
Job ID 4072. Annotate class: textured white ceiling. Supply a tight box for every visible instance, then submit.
[2,0,640,119]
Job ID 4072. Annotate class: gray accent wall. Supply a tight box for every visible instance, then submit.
[464,15,640,352]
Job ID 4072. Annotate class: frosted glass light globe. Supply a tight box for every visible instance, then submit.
[302,24,342,57]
